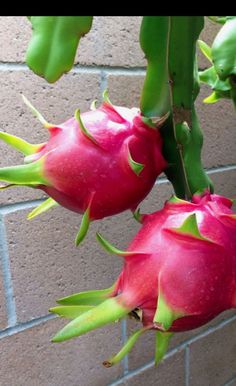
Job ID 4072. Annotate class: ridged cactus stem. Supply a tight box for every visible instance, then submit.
[140,16,213,199]
[167,16,213,198]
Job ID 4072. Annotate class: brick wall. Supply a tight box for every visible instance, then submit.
[0,16,235,386]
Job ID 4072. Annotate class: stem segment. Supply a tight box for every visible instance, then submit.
[140,16,213,198]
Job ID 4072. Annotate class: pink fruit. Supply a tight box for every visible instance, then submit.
[0,93,167,244]
[50,191,236,366]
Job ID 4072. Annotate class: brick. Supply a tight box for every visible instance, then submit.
[210,168,236,197]
[4,181,172,323]
[0,267,7,329]
[0,70,100,204]
[121,350,185,386]
[107,74,144,108]
[77,17,144,67]
[79,16,220,69]
[0,318,123,386]
[197,85,236,169]
[0,17,30,62]
[189,318,236,386]
[0,16,144,68]
[0,16,220,70]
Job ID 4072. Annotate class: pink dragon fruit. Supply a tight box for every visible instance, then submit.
[0,93,167,244]
[50,191,236,366]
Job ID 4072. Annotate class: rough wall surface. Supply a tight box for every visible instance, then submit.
[0,16,235,386]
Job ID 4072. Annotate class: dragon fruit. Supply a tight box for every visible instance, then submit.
[0,92,167,244]
[50,191,236,366]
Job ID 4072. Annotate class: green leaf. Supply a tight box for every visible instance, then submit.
[213,77,231,92]
[27,197,58,220]
[168,195,188,204]
[75,109,98,145]
[75,206,91,246]
[128,149,144,176]
[0,131,42,156]
[96,233,138,256]
[51,296,129,343]
[154,293,178,331]
[198,40,212,63]
[0,158,48,186]
[57,285,115,306]
[208,16,227,25]
[102,89,112,105]
[103,327,149,367]
[155,331,173,366]
[199,67,217,87]
[90,99,97,111]
[133,208,143,223]
[49,305,93,319]
[175,213,203,238]
[22,94,52,128]
[203,91,221,103]
[26,17,93,83]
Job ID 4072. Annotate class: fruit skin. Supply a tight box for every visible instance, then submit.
[116,191,236,332]
[40,102,166,219]
[0,96,167,243]
[50,192,236,365]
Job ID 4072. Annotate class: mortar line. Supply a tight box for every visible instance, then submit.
[185,345,190,386]
[206,164,236,174]
[0,215,17,327]
[0,198,45,215]
[0,313,56,339]
[100,69,108,95]
[0,61,209,74]
[223,375,236,386]
[121,319,129,375]
[0,62,146,76]
[107,314,236,386]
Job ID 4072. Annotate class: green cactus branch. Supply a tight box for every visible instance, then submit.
[26,16,93,83]
[140,16,213,199]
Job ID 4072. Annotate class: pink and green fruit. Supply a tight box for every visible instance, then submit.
[50,192,236,366]
[0,93,167,244]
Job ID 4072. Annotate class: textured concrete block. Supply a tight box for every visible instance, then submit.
[189,318,236,386]
[0,318,123,386]
[75,16,144,67]
[0,17,30,62]
[0,70,100,204]
[0,16,144,68]
[209,168,236,197]
[107,74,144,108]
[0,16,220,70]
[197,85,236,169]
[121,350,185,386]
